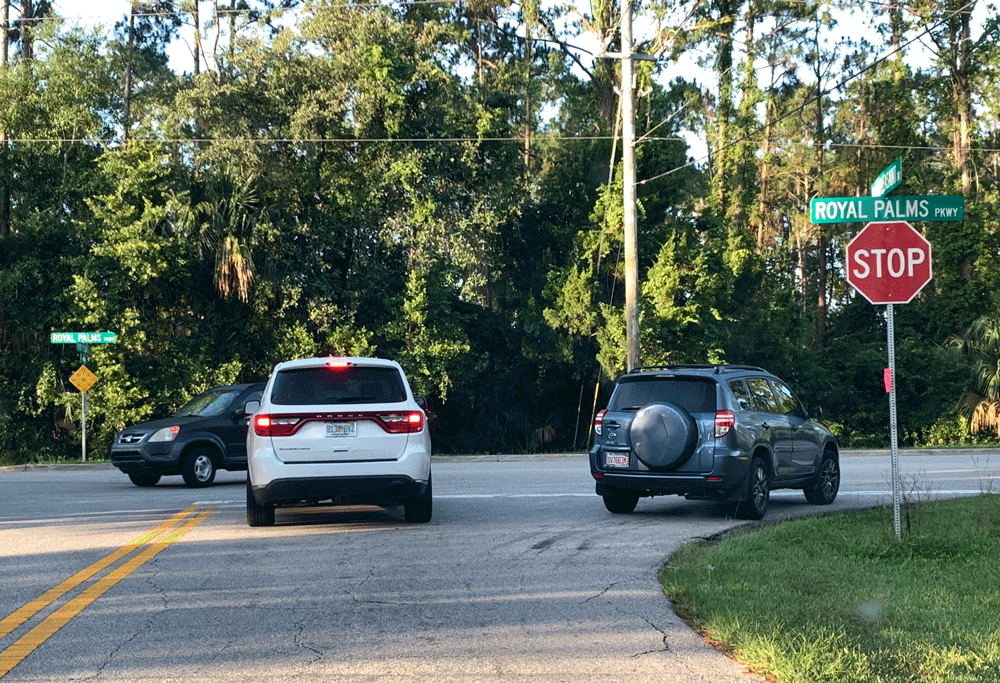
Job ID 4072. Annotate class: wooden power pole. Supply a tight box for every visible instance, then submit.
[621,3,640,371]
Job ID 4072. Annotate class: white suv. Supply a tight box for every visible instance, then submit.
[246,356,432,526]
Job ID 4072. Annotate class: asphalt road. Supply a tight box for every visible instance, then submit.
[1,451,998,682]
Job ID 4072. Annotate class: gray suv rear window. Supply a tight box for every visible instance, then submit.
[608,378,717,413]
[270,366,407,405]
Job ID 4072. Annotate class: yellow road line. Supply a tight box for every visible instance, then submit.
[0,505,215,679]
[0,504,202,640]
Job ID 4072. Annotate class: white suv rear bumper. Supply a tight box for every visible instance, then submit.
[248,439,431,496]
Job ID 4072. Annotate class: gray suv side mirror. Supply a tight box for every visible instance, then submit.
[809,405,823,419]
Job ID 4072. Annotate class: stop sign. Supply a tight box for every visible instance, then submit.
[846,221,932,304]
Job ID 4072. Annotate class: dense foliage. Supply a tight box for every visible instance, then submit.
[2,0,1000,461]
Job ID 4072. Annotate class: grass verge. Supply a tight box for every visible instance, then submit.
[660,495,1000,683]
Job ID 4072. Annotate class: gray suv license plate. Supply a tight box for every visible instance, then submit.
[605,453,629,468]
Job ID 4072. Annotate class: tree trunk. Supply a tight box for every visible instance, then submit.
[812,18,827,344]
[2,0,8,67]
[523,23,532,172]
[951,6,974,194]
[123,4,136,142]
[1,0,9,238]
[192,0,201,75]
[19,0,33,61]
[757,93,773,250]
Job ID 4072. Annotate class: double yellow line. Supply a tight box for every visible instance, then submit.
[0,504,216,679]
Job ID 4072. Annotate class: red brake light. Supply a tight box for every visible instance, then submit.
[253,414,302,437]
[594,409,607,436]
[326,359,349,369]
[378,411,425,434]
[715,410,735,438]
[254,411,425,437]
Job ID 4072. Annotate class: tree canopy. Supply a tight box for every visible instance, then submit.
[2,0,999,462]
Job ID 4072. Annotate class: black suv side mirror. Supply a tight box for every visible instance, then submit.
[809,405,823,419]
[241,400,261,416]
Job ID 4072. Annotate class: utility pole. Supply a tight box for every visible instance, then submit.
[621,2,640,371]
[597,2,648,371]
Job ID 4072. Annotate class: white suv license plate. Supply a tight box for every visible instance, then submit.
[325,422,357,438]
[605,453,629,468]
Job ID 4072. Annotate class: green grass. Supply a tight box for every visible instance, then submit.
[660,495,1000,683]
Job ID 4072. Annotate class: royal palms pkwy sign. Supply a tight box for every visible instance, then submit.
[846,221,932,304]
[810,195,964,223]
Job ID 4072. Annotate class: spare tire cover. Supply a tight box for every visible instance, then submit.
[629,402,698,470]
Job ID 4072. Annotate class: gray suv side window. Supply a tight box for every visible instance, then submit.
[746,377,779,413]
[728,380,753,411]
[770,380,806,419]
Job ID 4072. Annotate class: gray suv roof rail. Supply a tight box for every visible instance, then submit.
[628,364,768,375]
[628,364,712,374]
[712,365,768,374]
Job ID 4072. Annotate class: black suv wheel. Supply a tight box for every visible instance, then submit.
[182,448,217,488]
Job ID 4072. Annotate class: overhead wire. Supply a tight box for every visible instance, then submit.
[0,0,989,157]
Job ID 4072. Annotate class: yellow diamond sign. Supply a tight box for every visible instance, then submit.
[70,365,98,393]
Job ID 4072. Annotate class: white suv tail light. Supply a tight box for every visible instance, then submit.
[254,411,425,437]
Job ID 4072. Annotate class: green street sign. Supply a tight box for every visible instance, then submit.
[871,158,902,197]
[50,332,118,344]
[810,195,964,224]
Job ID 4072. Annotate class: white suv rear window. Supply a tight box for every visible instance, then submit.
[270,366,407,405]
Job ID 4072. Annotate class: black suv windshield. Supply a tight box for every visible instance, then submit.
[270,366,407,405]
[607,377,717,413]
[174,389,242,417]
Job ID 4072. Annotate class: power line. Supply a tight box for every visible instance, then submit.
[0,134,687,145]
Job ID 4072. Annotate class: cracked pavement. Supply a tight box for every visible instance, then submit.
[1,459,768,682]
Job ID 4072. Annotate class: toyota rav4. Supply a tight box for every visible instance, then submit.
[590,364,839,520]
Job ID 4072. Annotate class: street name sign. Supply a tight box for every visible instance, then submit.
[871,158,902,197]
[810,195,963,223]
[50,332,118,344]
[846,221,932,304]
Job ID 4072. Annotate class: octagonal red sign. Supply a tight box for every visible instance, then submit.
[845,221,932,304]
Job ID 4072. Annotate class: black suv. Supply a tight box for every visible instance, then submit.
[111,383,265,488]
[590,365,839,520]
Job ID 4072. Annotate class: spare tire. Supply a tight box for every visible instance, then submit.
[629,402,698,470]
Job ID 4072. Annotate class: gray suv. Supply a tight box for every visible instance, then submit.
[590,365,839,519]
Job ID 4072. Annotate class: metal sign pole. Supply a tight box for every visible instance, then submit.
[79,343,88,462]
[81,391,88,463]
[887,304,901,541]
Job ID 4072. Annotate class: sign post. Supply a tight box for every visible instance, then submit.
[845,221,932,541]
[51,332,117,461]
